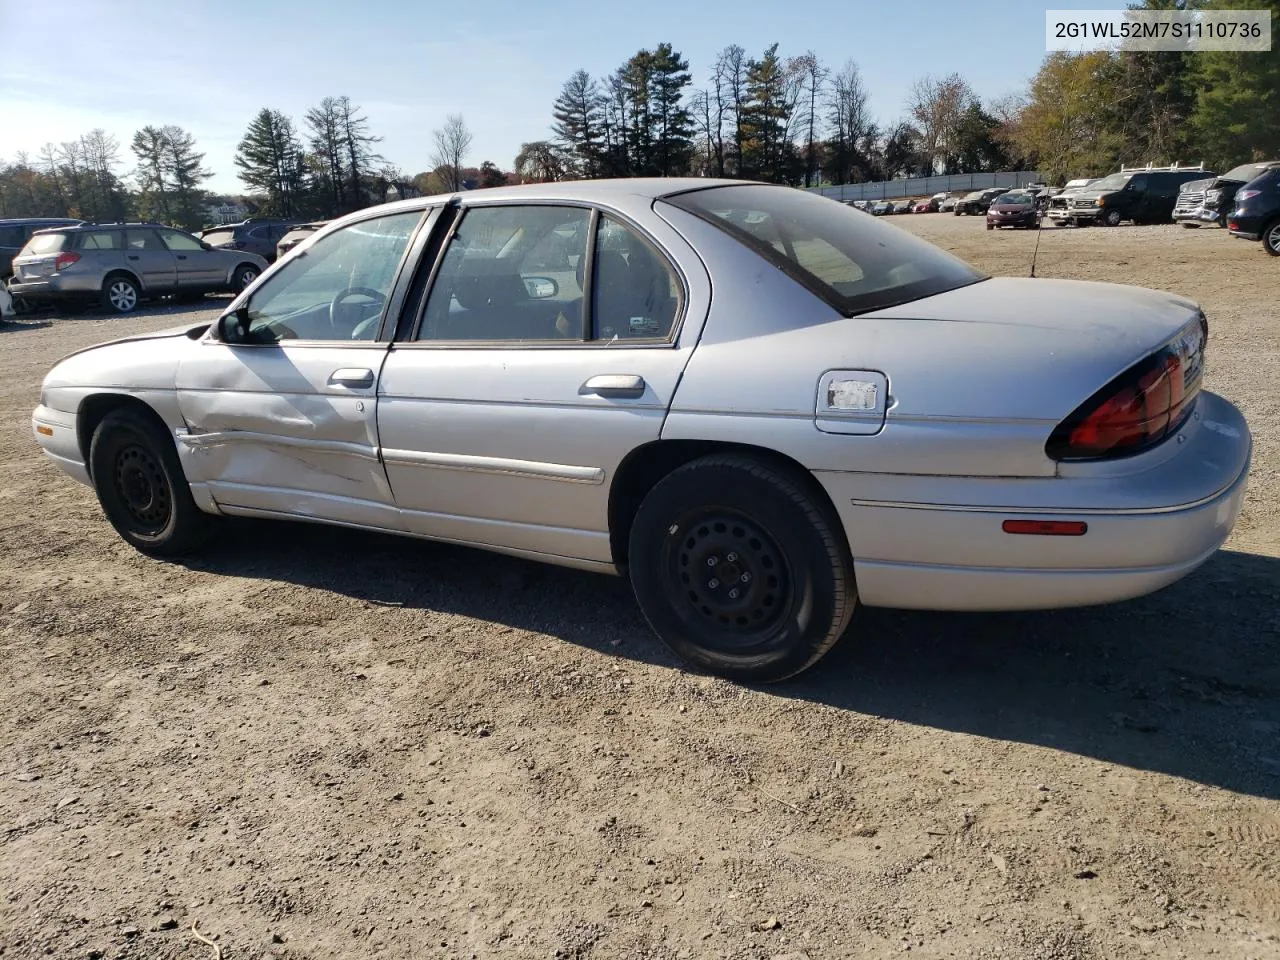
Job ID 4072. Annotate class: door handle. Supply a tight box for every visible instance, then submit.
[127,255,140,261]
[582,374,646,399]
[328,368,375,388]
[176,255,187,260]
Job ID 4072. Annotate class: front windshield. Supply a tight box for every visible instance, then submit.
[997,192,1031,204]
[1091,174,1132,191]
[664,184,986,317]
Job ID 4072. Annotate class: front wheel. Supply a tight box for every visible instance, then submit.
[628,455,856,682]
[232,264,260,293]
[89,408,209,556]
[1102,209,1123,227]
[1264,219,1280,256]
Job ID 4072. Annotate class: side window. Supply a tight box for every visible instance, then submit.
[0,226,23,247]
[125,229,165,251]
[79,231,122,250]
[233,210,422,344]
[1126,175,1149,193]
[419,205,590,342]
[159,230,203,252]
[592,215,681,341]
[248,226,269,241]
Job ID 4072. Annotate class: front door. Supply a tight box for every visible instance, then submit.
[123,228,177,292]
[174,209,429,528]
[158,228,226,288]
[376,202,710,566]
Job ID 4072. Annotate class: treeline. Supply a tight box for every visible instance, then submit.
[523,0,1279,185]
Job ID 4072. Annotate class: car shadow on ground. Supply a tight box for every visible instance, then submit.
[0,319,53,333]
[187,519,1280,800]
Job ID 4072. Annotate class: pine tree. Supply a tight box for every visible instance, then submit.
[552,70,606,178]
[234,108,307,216]
[648,44,694,176]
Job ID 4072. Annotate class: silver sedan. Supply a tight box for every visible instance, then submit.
[31,179,1252,681]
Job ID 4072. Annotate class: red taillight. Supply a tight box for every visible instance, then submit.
[54,252,80,271]
[1047,318,1206,461]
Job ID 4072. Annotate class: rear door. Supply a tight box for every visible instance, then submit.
[375,201,710,565]
[123,228,177,291]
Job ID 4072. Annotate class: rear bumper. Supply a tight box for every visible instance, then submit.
[8,275,100,299]
[1227,214,1265,241]
[815,391,1251,612]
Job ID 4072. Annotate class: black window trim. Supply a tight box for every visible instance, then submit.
[396,198,688,350]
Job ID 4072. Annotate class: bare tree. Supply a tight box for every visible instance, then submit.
[715,44,747,175]
[430,114,474,192]
[827,60,873,184]
[908,73,977,175]
[790,52,828,186]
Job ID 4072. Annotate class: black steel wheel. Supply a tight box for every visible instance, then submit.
[89,407,210,556]
[628,454,856,682]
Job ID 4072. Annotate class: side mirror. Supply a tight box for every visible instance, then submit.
[200,241,214,251]
[524,276,559,299]
[215,306,252,343]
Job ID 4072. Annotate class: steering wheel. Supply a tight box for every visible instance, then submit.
[329,287,387,337]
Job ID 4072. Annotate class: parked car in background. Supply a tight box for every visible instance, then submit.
[8,222,269,314]
[954,188,1008,216]
[1066,165,1214,227]
[913,197,938,213]
[986,191,1040,230]
[1,218,83,279]
[200,218,303,263]
[1175,161,1280,228]
[889,200,910,214]
[1227,165,1280,255]
[1046,178,1101,224]
[30,179,1250,683]
[276,220,329,259]
[870,200,894,216]
[938,195,958,212]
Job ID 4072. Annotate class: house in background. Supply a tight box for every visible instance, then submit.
[202,197,252,225]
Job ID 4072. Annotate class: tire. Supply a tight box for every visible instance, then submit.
[88,407,209,557]
[1102,209,1123,227]
[101,274,140,314]
[1264,219,1280,256]
[627,454,856,683]
[986,224,994,231]
[232,263,260,293]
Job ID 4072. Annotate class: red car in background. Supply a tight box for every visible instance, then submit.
[913,198,938,213]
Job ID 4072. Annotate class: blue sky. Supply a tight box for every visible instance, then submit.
[4,0,1108,194]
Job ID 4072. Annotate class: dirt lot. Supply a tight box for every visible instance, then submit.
[2,217,1277,960]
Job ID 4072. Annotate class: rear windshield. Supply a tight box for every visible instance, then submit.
[202,229,236,245]
[22,232,69,255]
[1224,163,1274,183]
[664,184,985,316]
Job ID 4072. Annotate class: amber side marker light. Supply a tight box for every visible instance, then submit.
[1002,519,1088,536]
[36,425,53,436]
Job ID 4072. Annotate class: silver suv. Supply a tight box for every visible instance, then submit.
[8,222,269,314]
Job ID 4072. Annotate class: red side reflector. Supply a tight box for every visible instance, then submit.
[1002,519,1088,536]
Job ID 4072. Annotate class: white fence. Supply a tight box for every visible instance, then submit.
[810,171,1049,202]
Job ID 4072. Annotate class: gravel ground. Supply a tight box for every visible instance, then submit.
[2,216,1277,960]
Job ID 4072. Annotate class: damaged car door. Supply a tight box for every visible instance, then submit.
[174,209,430,528]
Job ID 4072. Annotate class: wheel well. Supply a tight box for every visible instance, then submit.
[102,269,141,292]
[607,440,845,568]
[76,394,166,475]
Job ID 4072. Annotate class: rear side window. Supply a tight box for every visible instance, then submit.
[665,184,985,317]
[0,226,25,246]
[79,231,122,251]
[593,215,680,341]
[126,229,165,251]
[24,232,70,254]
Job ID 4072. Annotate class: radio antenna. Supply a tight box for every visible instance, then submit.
[1029,199,1046,278]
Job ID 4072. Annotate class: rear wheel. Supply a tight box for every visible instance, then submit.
[102,275,140,314]
[89,408,209,556]
[628,455,856,683]
[1264,219,1280,256]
